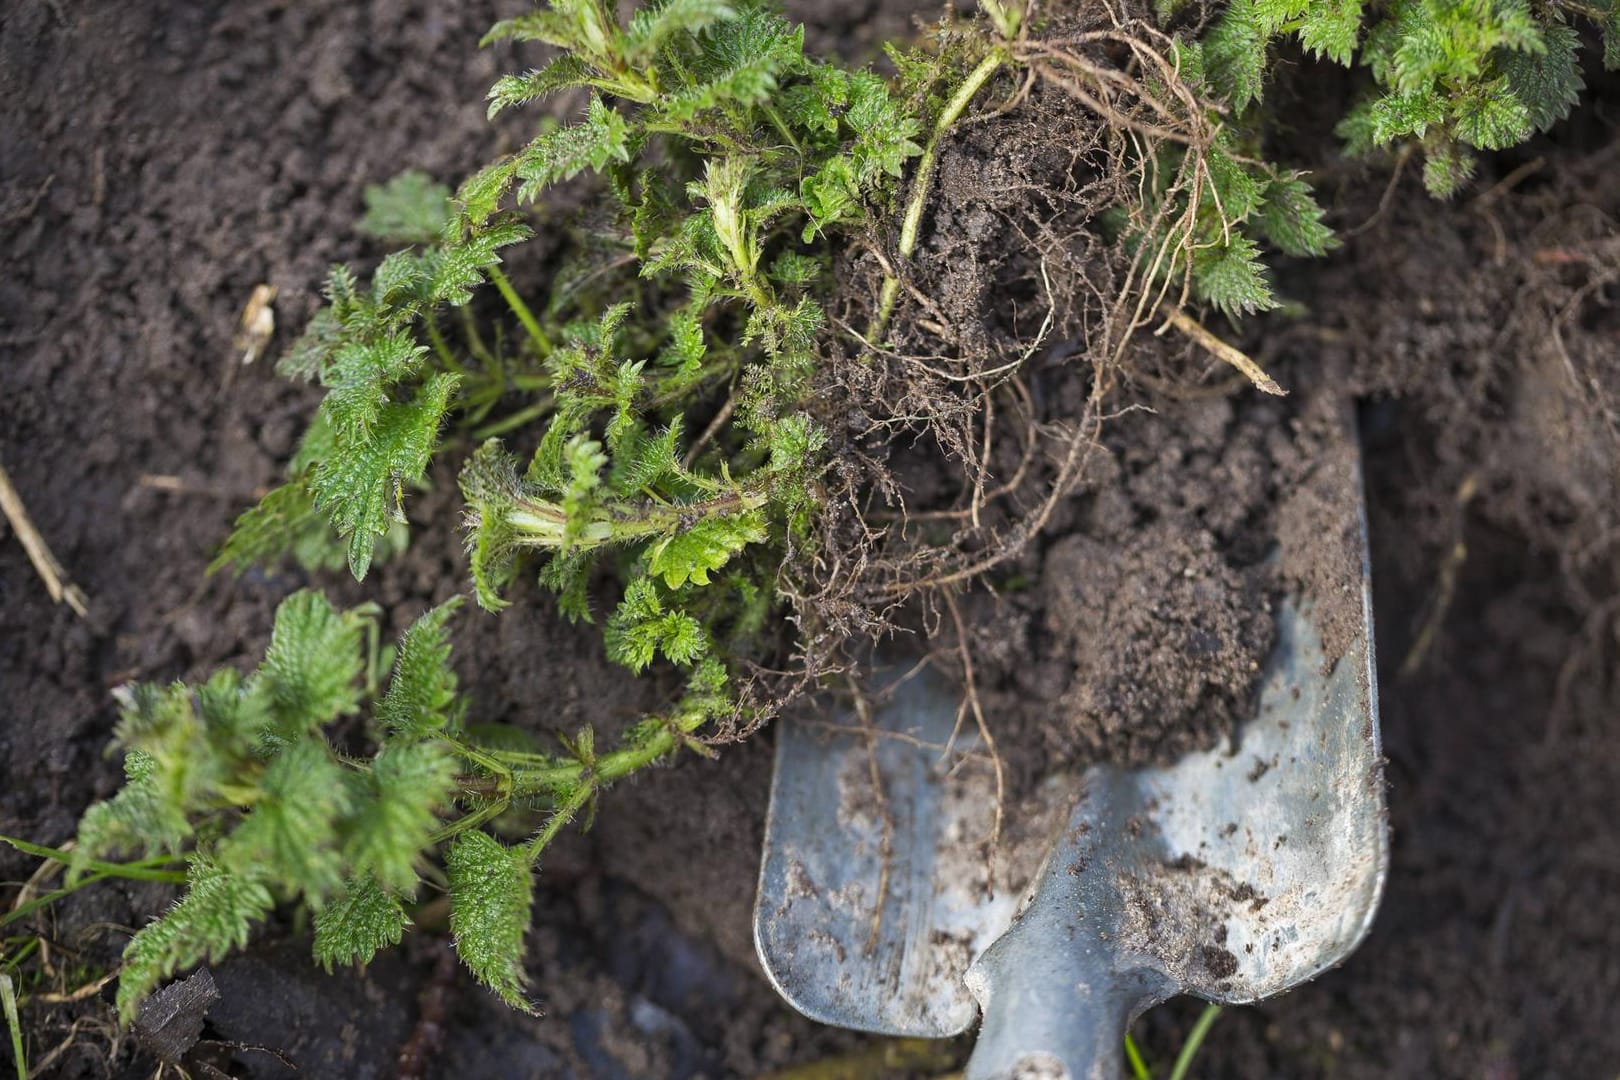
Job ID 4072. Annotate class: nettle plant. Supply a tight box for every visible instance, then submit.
[1203,0,1620,195]
[82,0,922,1017]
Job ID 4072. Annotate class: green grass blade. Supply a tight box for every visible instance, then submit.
[1,973,25,1080]
[1124,1031,1153,1080]
[1167,1003,1223,1080]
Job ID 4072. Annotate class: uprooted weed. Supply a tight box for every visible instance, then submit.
[777,1,1309,783]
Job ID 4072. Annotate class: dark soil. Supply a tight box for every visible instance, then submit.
[4,2,1620,1080]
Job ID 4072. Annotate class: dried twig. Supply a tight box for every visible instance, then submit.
[1166,310,1286,396]
[0,462,88,618]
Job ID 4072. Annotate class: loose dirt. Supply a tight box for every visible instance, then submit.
[4,2,1619,1078]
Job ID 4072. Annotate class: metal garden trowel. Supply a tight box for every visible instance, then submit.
[753,423,1387,1079]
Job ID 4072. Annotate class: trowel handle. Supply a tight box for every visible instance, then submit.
[963,916,1169,1080]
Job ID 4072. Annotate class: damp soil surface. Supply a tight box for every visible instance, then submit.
[4,2,1620,1079]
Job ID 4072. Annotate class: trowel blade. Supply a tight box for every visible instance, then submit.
[755,411,1386,1042]
[752,664,1066,1036]
[961,589,1386,1079]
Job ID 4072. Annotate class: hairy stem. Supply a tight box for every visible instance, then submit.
[431,796,509,845]
[504,488,766,552]
[509,710,707,796]
[869,49,1006,343]
[524,784,593,862]
[488,266,553,357]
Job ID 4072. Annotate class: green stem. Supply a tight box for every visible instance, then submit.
[459,306,497,366]
[0,836,186,883]
[488,266,552,357]
[0,865,186,932]
[505,487,767,553]
[431,797,510,846]
[472,396,556,441]
[868,49,1006,343]
[1167,1004,1223,1080]
[2,974,23,1080]
[510,710,705,796]
[1,938,39,974]
[524,783,593,863]
[447,741,515,790]
[762,101,804,155]
[425,314,460,372]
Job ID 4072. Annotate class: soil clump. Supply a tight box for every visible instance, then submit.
[814,35,1365,799]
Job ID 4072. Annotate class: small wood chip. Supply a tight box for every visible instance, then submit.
[233,283,278,366]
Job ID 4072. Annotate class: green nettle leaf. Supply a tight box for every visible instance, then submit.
[107,684,225,823]
[605,577,712,671]
[1203,0,1603,206]
[1420,139,1478,197]
[314,876,410,971]
[311,371,459,579]
[1500,22,1584,132]
[514,96,634,203]
[211,478,330,575]
[359,171,454,245]
[447,830,535,1012]
[323,332,430,441]
[1205,146,1265,221]
[257,590,367,730]
[279,304,344,382]
[1255,176,1338,258]
[625,0,737,59]
[377,599,466,736]
[654,9,803,122]
[645,509,768,588]
[117,855,275,1022]
[73,750,191,871]
[345,740,457,896]
[430,219,533,306]
[459,441,527,612]
[1193,234,1281,317]
[487,55,593,119]
[220,737,350,901]
[1452,76,1532,150]
[1296,0,1363,63]
[1367,89,1447,143]
[1204,0,1271,109]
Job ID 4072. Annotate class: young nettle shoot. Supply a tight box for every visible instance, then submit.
[62,590,736,1017]
[1204,0,1620,195]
